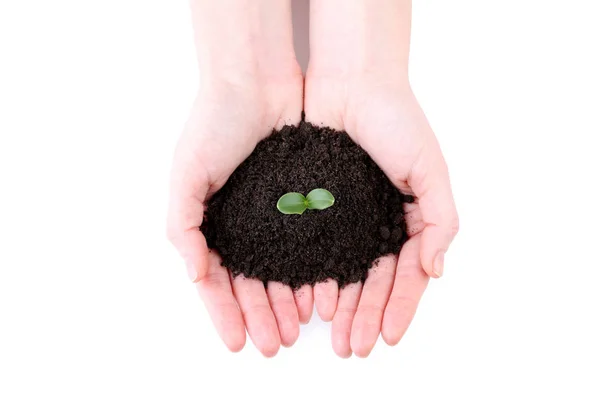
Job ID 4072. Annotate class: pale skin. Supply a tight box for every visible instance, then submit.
[168,0,459,358]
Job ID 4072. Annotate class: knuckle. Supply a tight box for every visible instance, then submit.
[336,305,358,316]
[202,271,229,288]
[449,214,460,237]
[243,302,273,318]
[166,216,187,246]
[269,296,296,310]
[396,258,421,275]
[358,303,385,318]
[387,294,419,315]
[166,224,180,244]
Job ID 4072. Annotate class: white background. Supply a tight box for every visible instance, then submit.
[1,0,599,399]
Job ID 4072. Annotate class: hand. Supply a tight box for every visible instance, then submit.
[168,0,311,357]
[304,71,459,356]
[167,71,312,356]
[305,0,459,356]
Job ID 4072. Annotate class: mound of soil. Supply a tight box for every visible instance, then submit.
[201,121,412,289]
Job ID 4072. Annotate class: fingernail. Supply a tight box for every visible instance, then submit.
[433,252,445,278]
[186,262,198,282]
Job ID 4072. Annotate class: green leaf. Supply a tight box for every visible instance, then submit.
[306,188,335,210]
[277,192,308,214]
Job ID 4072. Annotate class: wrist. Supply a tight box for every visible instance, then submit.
[307,0,411,83]
[191,0,300,83]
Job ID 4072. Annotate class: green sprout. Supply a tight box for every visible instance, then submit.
[277,189,335,215]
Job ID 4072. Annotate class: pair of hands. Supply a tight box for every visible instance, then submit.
[167,64,458,357]
[168,0,458,358]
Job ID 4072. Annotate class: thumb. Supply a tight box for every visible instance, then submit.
[167,165,211,283]
[409,143,459,278]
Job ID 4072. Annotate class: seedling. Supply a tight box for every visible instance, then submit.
[277,189,335,215]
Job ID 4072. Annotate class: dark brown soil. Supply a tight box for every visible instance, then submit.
[201,121,412,289]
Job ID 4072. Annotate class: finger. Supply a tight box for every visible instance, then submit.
[267,282,300,347]
[403,201,425,237]
[382,235,429,346]
[314,279,339,322]
[167,159,210,283]
[350,256,396,358]
[196,251,246,352]
[409,144,459,278]
[403,201,420,214]
[232,275,281,357]
[293,284,314,324]
[331,283,362,358]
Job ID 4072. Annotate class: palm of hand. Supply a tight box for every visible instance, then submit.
[170,71,457,357]
[304,76,458,357]
[168,75,312,356]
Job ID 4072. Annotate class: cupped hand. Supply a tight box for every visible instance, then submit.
[167,71,313,356]
[305,74,459,357]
